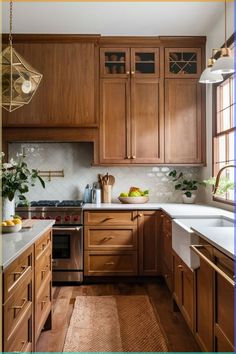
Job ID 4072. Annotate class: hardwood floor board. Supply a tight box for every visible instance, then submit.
[37,281,200,352]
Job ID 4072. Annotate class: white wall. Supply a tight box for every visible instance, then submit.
[201,1,234,211]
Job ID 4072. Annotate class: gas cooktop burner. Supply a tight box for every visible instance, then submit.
[57,200,84,207]
[30,200,60,207]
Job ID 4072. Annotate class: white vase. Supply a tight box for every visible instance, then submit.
[2,197,15,220]
[182,193,196,204]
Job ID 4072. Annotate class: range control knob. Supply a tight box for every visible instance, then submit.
[73,216,79,222]
[64,215,70,222]
[45,216,51,220]
[32,216,38,220]
[40,216,45,220]
[55,216,61,222]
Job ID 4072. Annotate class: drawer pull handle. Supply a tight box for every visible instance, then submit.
[190,245,235,287]
[177,265,183,269]
[11,298,27,310]
[11,298,27,318]
[10,265,28,278]
[103,236,115,241]
[103,217,115,222]
[105,262,115,266]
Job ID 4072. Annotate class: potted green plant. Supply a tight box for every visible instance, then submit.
[1,152,45,220]
[168,169,203,204]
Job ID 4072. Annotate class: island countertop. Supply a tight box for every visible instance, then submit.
[2,220,55,269]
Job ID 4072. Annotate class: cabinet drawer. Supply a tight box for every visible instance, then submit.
[84,251,138,276]
[84,211,137,226]
[3,246,33,303]
[84,226,137,250]
[35,246,52,292]
[4,301,32,352]
[35,276,52,341]
[35,230,51,261]
[4,270,32,340]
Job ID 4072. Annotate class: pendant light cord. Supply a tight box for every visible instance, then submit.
[9,0,13,46]
[224,0,227,49]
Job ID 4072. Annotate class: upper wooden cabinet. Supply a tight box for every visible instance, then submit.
[165,78,204,164]
[2,35,99,128]
[165,48,202,78]
[99,77,164,164]
[100,47,159,78]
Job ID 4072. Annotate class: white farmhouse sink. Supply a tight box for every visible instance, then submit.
[172,216,234,269]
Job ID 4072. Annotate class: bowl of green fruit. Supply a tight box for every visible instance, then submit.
[118,187,149,204]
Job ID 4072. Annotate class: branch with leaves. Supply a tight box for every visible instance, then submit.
[1,152,45,203]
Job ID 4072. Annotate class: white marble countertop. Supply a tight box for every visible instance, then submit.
[2,220,54,269]
[191,226,234,260]
[83,203,234,219]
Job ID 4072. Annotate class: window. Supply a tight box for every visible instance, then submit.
[213,41,235,204]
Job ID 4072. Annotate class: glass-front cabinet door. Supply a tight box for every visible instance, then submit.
[131,48,159,77]
[165,48,201,78]
[100,48,130,77]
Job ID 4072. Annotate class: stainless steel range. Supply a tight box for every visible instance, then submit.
[16,200,84,283]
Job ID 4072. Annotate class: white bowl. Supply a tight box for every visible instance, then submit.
[118,196,149,204]
[2,223,22,234]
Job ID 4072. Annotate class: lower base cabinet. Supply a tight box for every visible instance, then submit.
[173,251,194,332]
[193,238,235,352]
[2,228,52,352]
[84,210,161,277]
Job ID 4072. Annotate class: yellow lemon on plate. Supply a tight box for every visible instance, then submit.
[6,220,15,226]
[13,218,22,225]
[1,222,7,227]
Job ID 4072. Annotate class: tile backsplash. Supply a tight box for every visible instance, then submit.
[9,142,202,203]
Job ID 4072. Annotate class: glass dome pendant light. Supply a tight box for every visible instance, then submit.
[211,0,234,75]
[199,57,223,84]
[1,0,42,112]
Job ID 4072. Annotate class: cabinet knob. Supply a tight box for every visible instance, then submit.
[177,264,183,269]
[138,213,143,217]
[126,71,130,75]
[131,155,136,159]
[126,155,131,159]
[131,71,135,75]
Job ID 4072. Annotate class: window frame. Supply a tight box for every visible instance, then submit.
[212,34,235,206]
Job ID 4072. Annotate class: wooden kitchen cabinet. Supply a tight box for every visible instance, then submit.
[193,238,235,352]
[100,47,159,78]
[165,48,202,78]
[138,211,161,276]
[165,79,204,164]
[173,251,194,332]
[2,228,53,352]
[84,210,161,277]
[2,35,99,128]
[161,213,173,291]
[99,76,163,164]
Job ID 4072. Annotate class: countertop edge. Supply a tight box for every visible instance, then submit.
[2,220,54,270]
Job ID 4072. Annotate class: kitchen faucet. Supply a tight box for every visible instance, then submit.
[213,164,235,194]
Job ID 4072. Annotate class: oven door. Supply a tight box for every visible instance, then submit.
[52,226,83,283]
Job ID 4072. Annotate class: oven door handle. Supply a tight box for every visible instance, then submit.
[53,227,82,231]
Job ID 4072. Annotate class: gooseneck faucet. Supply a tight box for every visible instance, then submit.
[213,164,235,194]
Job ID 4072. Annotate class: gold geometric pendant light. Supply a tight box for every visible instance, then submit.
[1,0,42,112]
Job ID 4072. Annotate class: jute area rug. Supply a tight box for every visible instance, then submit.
[63,295,169,352]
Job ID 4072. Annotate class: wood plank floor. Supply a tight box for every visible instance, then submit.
[36,279,201,352]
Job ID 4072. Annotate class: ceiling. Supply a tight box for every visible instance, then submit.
[2,1,224,36]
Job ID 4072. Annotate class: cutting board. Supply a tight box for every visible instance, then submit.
[22,219,37,229]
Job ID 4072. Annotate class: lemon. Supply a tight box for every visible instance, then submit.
[6,220,15,226]
[1,222,7,227]
[13,218,22,225]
